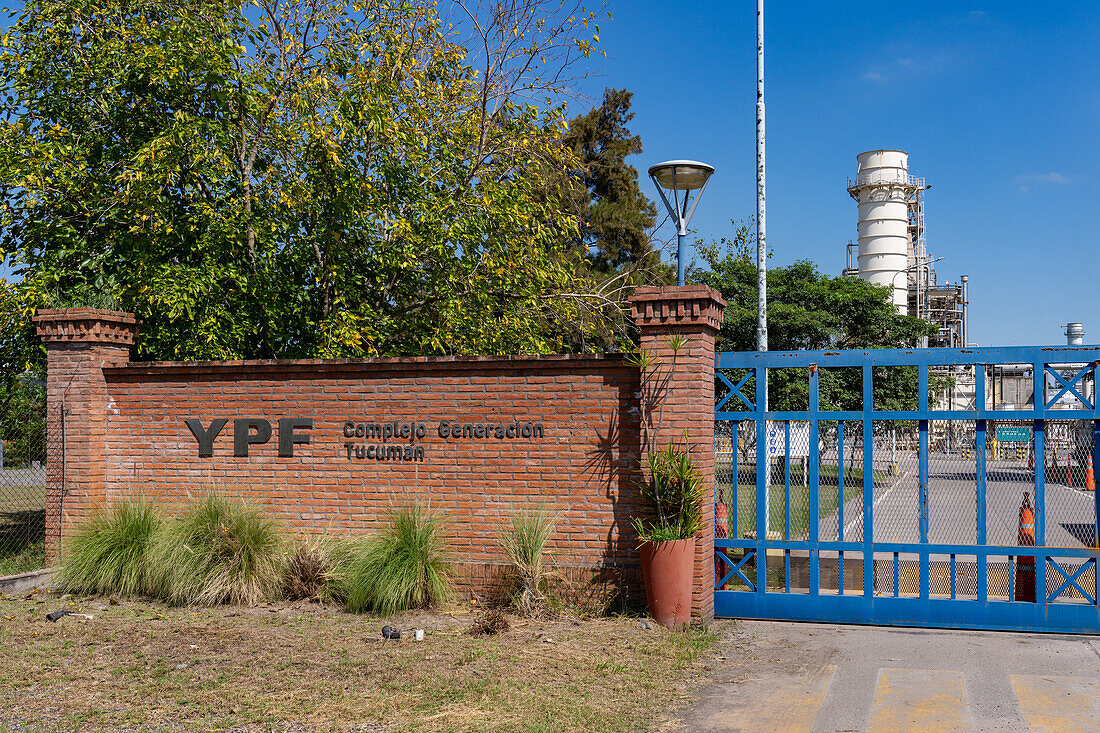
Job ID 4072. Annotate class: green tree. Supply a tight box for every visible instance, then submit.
[0,0,609,363]
[561,88,663,279]
[696,223,938,411]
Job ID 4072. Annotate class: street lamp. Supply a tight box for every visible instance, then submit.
[648,160,715,286]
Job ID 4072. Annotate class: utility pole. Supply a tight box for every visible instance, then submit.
[756,0,771,534]
[755,0,767,353]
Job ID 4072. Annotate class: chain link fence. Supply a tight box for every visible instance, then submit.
[0,373,48,575]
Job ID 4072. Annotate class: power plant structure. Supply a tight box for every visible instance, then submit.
[844,150,968,348]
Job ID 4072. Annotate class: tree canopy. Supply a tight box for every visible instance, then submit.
[696,225,938,411]
[0,0,616,368]
[561,88,663,280]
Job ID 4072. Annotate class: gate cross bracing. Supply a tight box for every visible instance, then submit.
[713,346,1100,633]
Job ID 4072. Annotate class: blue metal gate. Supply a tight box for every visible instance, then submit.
[714,346,1100,633]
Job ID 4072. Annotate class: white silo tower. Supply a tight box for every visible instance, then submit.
[847,150,921,313]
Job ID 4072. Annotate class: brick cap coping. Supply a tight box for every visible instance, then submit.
[629,285,726,332]
[630,285,727,307]
[34,308,138,321]
[106,352,632,377]
[33,308,139,346]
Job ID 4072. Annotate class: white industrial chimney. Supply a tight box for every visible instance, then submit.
[1065,322,1085,346]
[847,150,918,312]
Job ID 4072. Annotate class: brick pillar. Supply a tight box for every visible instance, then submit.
[629,285,726,622]
[33,309,138,563]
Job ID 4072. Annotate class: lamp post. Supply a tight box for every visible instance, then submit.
[648,160,715,286]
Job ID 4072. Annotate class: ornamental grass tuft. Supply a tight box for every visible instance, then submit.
[338,504,452,615]
[147,493,283,606]
[56,501,162,597]
[498,508,558,616]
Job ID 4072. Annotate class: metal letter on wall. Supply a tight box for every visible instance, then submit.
[233,418,272,457]
[278,418,313,457]
[185,418,228,458]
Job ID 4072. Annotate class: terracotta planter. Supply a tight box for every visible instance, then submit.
[639,537,696,629]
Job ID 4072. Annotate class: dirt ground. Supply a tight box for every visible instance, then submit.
[0,590,724,733]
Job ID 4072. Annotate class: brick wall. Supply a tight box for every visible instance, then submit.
[35,286,725,619]
[101,356,643,601]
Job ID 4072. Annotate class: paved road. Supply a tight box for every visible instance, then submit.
[818,457,1096,549]
[678,620,1100,732]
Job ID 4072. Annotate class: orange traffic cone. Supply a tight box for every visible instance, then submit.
[1067,456,1074,487]
[1087,457,1095,492]
[714,502,728,589]
[1015,492,1036,603]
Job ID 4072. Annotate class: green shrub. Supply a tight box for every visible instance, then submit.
[498,509,557,616]
[339,505,452,615]
[148,494,283,606]
[56,501,162,597]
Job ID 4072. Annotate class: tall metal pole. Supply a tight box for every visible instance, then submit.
[960,274,970,347]
[677,232,686,286]
[756,0,770,534]
[755,0,767,353]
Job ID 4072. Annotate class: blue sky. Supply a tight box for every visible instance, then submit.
[576,1,1099,346]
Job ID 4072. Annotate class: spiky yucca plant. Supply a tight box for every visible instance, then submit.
[338,504,452,615]
[632,444,704,542]
[56,501,162,597]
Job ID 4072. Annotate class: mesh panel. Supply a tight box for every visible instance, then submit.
[873,555,980,600]
[771,420,812,541]
[1042,420,1096,550]
[818,550,866,596]
[986,556,1013,600]
[869,422,919,544]
[927,419,977,545]
[817,421,866,543]
[714,420,756,538]
[0,374,48,575]
[985,419,1035,547]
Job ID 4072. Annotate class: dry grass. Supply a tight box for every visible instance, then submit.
[0,590,722,733]
[282,539,342,602]
[467,607,511,636]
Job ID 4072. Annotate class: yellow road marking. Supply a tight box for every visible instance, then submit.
[700,664,836,732]
[868,667,971,732]
[1011,674,1100,732]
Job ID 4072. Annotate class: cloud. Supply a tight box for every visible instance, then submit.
[969,10,988,17]
[863,54,951,83]
[1014,171,1072,192]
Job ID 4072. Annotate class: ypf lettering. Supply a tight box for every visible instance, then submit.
[185,417,313,458]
